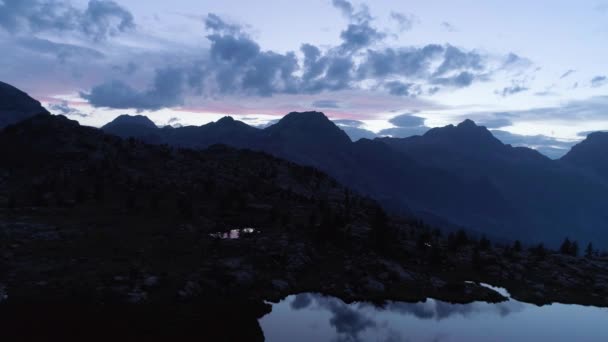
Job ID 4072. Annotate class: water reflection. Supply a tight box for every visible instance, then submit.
[260,288,608,342]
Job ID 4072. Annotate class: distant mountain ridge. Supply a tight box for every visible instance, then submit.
[99,111,608,247]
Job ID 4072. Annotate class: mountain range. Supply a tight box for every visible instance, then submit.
[101,112,608,247]
[1,81,607,247]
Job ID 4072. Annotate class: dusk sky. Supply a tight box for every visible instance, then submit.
[2,0,608,157]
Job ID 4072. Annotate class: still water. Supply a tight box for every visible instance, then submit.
[260,285,608,341]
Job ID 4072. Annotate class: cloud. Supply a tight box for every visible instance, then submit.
[333,119,377,141]
[332,119,362,127]
[577,130,608,137]
[316,296,376,341]
[477,118,513,129]
[386,298,524,321]
[389,113,426,127]
[48,101,88,117]
[378,126,429,137]
[0,0,135,41]
[17,37,105,63]
[441,21,457,32]
[591,75,607,88]
[491,130,575,159]
[340,22,385,52]
[81,67,185,111]
[313,99,340,108]
[332,0,355,19]
[433,45,483,77]
[81,0,135,41]
[204,13,241,35]
[331,0,371,23]
[560,69,576,79]
[79,12,515,110]
[497,84,529,97]
[290,293,313,310]
[377,113,430,137]
[390,11,416,32]
[384,81,420,96]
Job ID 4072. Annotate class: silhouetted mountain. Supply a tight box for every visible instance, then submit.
[561,132,608,183]
[99,111,608,246]
[0,81,49,128]
[378,122,608,245]
[1,114,379,231]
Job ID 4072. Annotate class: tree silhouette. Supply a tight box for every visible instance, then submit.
[586,243,594,258]
[560,238,572,255]
[512,240,522,253]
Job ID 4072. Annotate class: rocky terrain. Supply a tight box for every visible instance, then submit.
[1,114,608,339]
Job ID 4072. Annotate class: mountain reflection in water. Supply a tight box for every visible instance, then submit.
[260,287,608,342]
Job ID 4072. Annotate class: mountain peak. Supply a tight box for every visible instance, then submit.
[216,116,235,124]
[103,114,157,130]
[421,119,504,153]
[280,111,331,123]
[266,111,351,145]
[561,131,608,176]
[0,81,49,128]
[457,119,478,129]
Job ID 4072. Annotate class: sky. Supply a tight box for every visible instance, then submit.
[1,0,607,158]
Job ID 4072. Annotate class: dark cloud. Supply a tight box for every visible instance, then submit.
[82,67,185,111]
[358,44,444,79]
[331,0,371,23]
[204,13,241,35]
[313,99,340,108]
[0,0,135,41]
[80,12,515,109]
[384,81,419,96]
[390,11,416,32]
[81,0,135,41]
[591,75,607,88]
[167,117,182,127]
[340,22,385,52]
[378,113,430,137]
[48,101,88,117]
[497,85,528,97]
[431,71,475,87]
[389,113,425,127]
[332,0,355,19]
[433,45,483,77]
